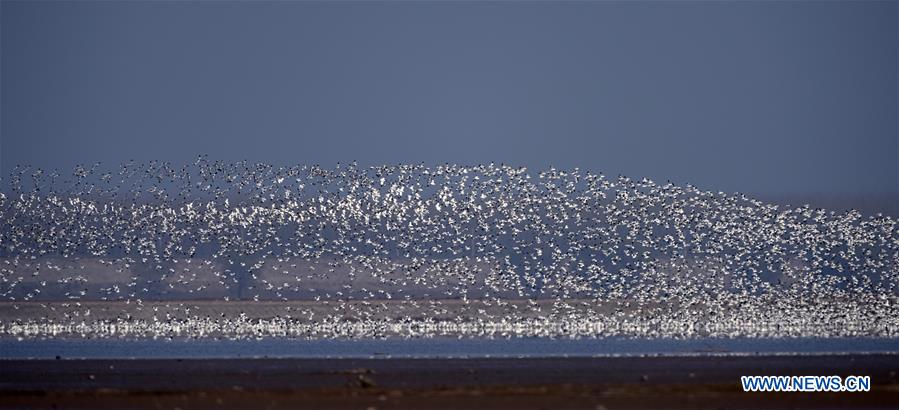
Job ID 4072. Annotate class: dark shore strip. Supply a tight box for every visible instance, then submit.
[2,355,898,409]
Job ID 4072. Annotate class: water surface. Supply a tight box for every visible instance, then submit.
[3,337,897,360]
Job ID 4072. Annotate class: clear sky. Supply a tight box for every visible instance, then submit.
[2,1,897,198]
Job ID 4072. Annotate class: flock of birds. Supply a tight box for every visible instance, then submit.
[1,158,897,339]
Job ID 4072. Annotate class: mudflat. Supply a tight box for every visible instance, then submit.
[2,355,898,409]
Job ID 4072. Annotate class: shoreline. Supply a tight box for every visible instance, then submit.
[4,298,896,340]
[3,355,898,409]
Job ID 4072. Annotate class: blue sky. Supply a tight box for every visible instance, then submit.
[2,1,896,199]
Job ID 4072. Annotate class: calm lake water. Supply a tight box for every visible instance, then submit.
[2,337,897,360]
